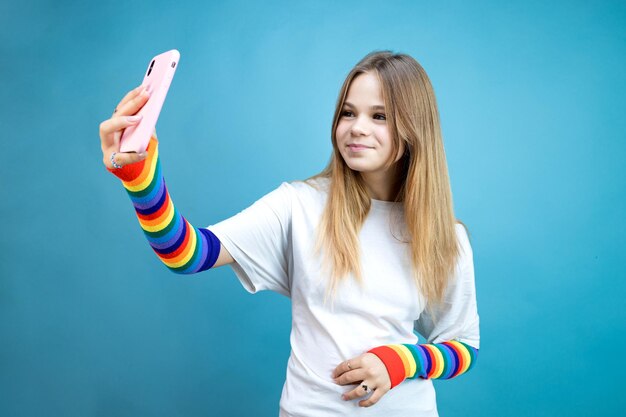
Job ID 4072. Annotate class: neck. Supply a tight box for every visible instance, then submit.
[360,167,402,202]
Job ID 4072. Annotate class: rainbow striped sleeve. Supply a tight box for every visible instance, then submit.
[368,341,479,388]
[106,134,220,273]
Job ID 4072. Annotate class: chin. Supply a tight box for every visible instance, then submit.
[344,161,374,173]
[340,153,379,172]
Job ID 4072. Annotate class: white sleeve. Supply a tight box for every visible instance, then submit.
[206,182,293,297]
[414,224,480,349]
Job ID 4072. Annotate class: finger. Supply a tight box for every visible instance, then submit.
[114,87,151,117]
[332,357,362,378]
[113,85,145,116]
[359,387,386,408]
[99,115,143,139]
[334,369,368,386]
[107,150,148,169]
[342,380,373,401]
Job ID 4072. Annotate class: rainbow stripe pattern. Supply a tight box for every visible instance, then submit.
[107,134,220,273]
[368,341,478,388]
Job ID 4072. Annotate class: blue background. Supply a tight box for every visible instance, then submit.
[1,0,624,416]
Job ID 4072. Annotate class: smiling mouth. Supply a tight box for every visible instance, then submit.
[347,144,372,151]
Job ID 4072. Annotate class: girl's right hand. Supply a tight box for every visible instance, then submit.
[99,84,151,169]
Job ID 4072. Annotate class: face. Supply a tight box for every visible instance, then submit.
[335,72,405,177]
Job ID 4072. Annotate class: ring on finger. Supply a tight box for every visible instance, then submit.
[111,152,123,169]
[362,384,369,393]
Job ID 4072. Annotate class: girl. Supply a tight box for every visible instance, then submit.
[99,50,480,416]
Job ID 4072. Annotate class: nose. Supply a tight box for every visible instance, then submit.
[350,115,370,136]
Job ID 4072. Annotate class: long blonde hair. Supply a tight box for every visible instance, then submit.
[306,50,465,307]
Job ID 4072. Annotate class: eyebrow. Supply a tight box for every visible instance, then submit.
[343,102,386,111]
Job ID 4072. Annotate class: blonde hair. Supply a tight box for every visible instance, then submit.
[306,50,465,308]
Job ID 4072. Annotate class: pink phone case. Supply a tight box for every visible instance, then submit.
[119,49,180,153]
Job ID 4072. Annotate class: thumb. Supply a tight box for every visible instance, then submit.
[127,151,148,164]
[110,150,147,169]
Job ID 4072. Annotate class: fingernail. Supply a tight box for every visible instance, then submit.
[342,395,348,401]
[126,115,142,122]
[138,152,147,158]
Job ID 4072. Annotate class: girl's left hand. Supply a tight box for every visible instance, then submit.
[332,353,392,407]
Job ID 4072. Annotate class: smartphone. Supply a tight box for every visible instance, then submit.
[119,49,180,153]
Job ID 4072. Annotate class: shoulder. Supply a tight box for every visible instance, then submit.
[290,175,330,191]
[258,177,329,214]
[454,222,474,265]
[454,222,470,244]
[285,176,330,200]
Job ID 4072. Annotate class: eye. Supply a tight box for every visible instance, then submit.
[374,113,386,121]
[341,110,354,117]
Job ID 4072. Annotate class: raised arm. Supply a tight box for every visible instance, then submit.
[99,85,234,272]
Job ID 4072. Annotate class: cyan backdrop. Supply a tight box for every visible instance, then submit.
[1,0,624,416]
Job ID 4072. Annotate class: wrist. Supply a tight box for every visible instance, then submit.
[107,136,159,182]
[367,345,407,389]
